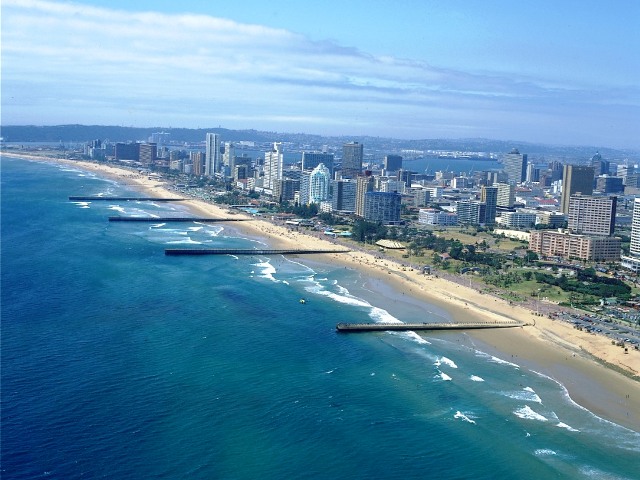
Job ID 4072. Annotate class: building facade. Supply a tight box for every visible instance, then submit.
[418,208,458,226]
[560,164,594,213]
[529,230,621,261]
[342,142,363,178]
[263,142,284,191]
[302,152,334,173]
[205,133,221,176]
[480,186,498,225]
[567,195,616,236]
[355,174,374,217]
[330,179,357,212]
[364,192,402,224]
[502,148,528,184]
[308,163,331,204]
[384,154,403,172]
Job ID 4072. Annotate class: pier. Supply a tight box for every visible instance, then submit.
[109,216,248,223]
[165,248,351,256]
[69,196,184,201]
[336,321,527,332]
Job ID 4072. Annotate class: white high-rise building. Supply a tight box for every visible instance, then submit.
[309,163,331,204]
[264,142,284,191]
[631,198,640,256]
[223,142,235,172]
[205,133,221,176]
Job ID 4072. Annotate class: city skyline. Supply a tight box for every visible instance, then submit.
[2,0,639,149]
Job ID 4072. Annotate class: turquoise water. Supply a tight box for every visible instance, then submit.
[2,156,639,479]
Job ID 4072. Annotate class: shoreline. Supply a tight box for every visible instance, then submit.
[4,152,639,432]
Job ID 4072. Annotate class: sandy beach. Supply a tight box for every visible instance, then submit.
[5,152,639,431]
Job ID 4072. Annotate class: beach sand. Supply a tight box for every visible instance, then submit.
[6,152,639,431]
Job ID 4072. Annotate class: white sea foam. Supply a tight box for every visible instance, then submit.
[108,205,127,213]
[165,239,202,245]
[187,226,203,232]
[393,331,430,344]
[254,260,279,283]
[501,387,542,404]
[369,306,402,324]
[439,356,458,369]
[556,422,580,432]
[470,375,485,382]
[534,449,557,456]
[454,411,476,424]
[436,370,452,381]
[150,223,167,228]
[72,201,91,209]
[514,405,548,422]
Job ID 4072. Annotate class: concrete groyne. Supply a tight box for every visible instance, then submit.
[165,248,351,256]
[336,321,527,332]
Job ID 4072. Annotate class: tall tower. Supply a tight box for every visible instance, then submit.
[384,155,403,172]
[480,186,498,225]
[342,142,363,178]
[205,133,221,176]
[630,198,640,256]
[495,183,515,208]
[502,148,528,185]
[308,163,331,204]
[355,174,374,217]
[264,142,284,191]
[223,142,235,174]
[561,165,594,213]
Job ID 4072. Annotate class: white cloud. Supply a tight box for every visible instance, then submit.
[2,0,639,147]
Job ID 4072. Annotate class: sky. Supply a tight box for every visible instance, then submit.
[2,0,639,149]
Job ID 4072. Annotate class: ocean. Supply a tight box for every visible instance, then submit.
[2,155,639,479]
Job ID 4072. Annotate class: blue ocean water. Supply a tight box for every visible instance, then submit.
[1,155,639,479]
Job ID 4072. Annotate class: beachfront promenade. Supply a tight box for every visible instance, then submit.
[336,321,527,332]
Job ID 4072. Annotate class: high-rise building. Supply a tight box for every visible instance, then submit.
[496,183,515,208]
[342,142,363,178]
[138,143,157,167]
[560,165,594,213]
[567,195,616,236]
[302,152,334,173]
[364,192,402,224]
[529,230,621,261]
[205,133,221,176]
[595,176,624,194]
[630,198,640,256]
[591,152,610,176]
[263,142,284,191]
[308,163,331,204]
[480,186,498,225]
[502,148,528,184]
[457,200,486,225]
[384,155,403,172]
[223,142,235,173]
[355,174,374,217]
[190,151,204,176]
[114,142,139,161]
[330,179,357,212]
[273,178,300,203]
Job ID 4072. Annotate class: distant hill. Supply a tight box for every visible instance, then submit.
[1,124,635,160]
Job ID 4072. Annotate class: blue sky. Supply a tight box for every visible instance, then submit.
[2,0,639,148]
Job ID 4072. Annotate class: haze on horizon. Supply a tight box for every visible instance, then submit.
[2,0,639,150]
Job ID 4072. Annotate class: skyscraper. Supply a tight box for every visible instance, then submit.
[308,163,331,204]
[205,133,221,176]
[480,186,498,225]
[302,152,334,172]
[560,165,594,213]
[223,142,235,175]
[342,142,363,178]
[384,155,403,172]
[496,183,515,208]
[330,179,356,212]
[567,195,617,236]
[630,198,640,256]
[263,143,284,191]
[502,148,528,184]
[355,174,374,217]
[364,192,402,225]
